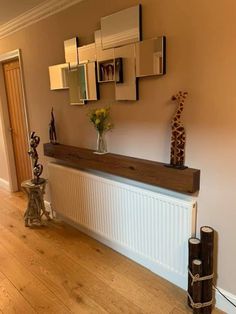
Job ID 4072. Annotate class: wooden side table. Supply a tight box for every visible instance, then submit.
[21,179,51,227]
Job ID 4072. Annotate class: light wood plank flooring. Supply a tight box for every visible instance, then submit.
[0,188,224,313]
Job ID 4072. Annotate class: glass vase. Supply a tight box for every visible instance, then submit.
[96,132,107,154]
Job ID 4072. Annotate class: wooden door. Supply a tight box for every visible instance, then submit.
[3,59,32,189]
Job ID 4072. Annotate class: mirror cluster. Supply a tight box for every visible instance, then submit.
[48,5,166,105]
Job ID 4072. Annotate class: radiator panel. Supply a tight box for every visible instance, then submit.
[48,163,196,289]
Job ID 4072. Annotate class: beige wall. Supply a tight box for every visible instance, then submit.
[0,0,235,294]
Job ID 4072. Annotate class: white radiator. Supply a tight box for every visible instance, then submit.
[48,162,196,289]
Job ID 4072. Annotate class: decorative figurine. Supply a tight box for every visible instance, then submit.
[169,91,188,169]
[28,132,44,184]
[49,107,57,144]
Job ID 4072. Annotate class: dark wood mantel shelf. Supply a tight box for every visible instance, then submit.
[44,143,200,194]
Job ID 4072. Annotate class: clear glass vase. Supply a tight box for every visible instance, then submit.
[96,132,107,154]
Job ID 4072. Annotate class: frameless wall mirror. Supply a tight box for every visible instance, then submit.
[68,68,85,105]
[101,5,141,49]
[80,62,98,101]
[67,62,98,105]
[115,44,137,101]
[49,5,166,103]
[85,62,98,100]
[64,37,79,68]
[48,63,69,90]
[135,37,166,77]
[78,43,96,64]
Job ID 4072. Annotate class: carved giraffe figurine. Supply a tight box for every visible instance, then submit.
[170,91,188,168]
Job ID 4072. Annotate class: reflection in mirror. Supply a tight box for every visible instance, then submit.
[78,64,87,100]
[86,62,98,100]
[68,62,98,104]
[68,68,85,105]
[135,37,166,77]
[48,63,69,90]
[101,5,141,49]
[64,37,79,68]
[115,44,137,101]
[78,43,96,64]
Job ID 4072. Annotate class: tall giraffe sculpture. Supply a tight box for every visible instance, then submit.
[169,91,188,169]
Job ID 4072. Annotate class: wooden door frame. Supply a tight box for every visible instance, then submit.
[0,49,31,191]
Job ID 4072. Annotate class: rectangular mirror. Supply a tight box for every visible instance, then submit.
[48,63,69,90]
[68,68,85,105]
[101,5,141,49]
[78,64,87,100]
[114,44,137,100]
[86,62,98,100]
[64,37,79,68]
[68,62,98,104]
[135,37,166,77]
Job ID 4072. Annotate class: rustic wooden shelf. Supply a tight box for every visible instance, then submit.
[44,143,200,194]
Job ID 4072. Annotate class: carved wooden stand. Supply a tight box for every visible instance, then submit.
[21,179,51,227]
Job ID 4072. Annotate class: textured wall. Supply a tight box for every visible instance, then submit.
[0,0,235,294]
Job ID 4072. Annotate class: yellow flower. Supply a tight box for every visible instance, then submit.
[95,110,100,116]
[95,119,100,125]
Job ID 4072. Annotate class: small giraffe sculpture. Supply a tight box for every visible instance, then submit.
[170,91,188,169]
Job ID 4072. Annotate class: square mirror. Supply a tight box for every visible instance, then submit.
[78,43,96,64]
[135,37,166,77]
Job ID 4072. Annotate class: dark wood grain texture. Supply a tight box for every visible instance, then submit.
[201,226,214,314]
[44,143,200,194]
[192,259,203,314]
[188,238,201,308]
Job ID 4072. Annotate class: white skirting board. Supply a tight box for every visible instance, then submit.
[48,162,197,290]
[0,178,10,191]
[215,287,236,314]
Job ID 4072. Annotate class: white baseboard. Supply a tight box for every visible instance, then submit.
[52,209,236,313]
[215,287,236,314]
[0,178,10,191]
[57,212,187,290]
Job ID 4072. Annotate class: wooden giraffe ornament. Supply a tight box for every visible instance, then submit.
[169,91,188,169]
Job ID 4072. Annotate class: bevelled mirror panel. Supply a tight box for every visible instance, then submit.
[135,37,166,77]
[101,5,141,49]
[78,43,96,64]
[68,68,85,105]
[49,63,69,90]
[95,30,114,62]
[86,62,98,100]
[78,64,87,100]
[115,44,137,101]
[64,37,79,68]
[79,62,98,101]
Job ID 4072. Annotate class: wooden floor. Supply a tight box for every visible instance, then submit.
[0,188,224,314]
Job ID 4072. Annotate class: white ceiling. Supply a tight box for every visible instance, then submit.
[0,0,47,25]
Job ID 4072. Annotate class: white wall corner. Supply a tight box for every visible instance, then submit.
[215,287,236,314]
[0,178,10,191]
[0,0,84,40]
